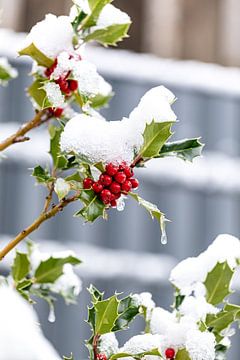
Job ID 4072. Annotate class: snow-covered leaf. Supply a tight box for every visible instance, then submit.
[206,303,240,338]
[158,138,204,162]
[75,190,106,222]
[28,79,51,109]
[204,261,234,305]
[84,23,130,46]
[90,92,113,109]
[32,165,54,184]
[19,43,54,68]
[34,256,81,284]
[110,349,160,360]
[83,0,112,28]
[139,120,174,159]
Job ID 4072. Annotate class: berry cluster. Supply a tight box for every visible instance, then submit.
[83,162,139,207]
[45,56,79,117]
[96,354,107,360]
[165,348,176,359]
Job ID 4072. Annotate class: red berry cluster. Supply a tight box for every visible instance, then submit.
[45,56,79,118]
[83,162,139,207]
[165,348,176,359]
[96,354,107,360]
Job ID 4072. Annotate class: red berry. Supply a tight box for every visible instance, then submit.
[44,58,57,77]
[109,182,121,194]
[119,161,127,170]
[110,199,117,207]
[165,348,175,359]
[53,108,64,117]
[100,174,112,187]
[100,189,112,204]
[83,178,93,189]
[92,181,103,193]
[114,172,127,184]
[57,78,69,93]
[121,180,132,193]
[114,192,121,200]
[124,166,134,178]
[97,354,107,360]
[106,163,118,176]
[130,178,139,189]
[68,79,78,91]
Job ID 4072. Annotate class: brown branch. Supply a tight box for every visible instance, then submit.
[0,110,50,152]
[93,334,100,360]
[0,193,79,261]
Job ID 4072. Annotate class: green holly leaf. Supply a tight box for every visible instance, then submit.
[206,303,240,339]
[32,165,54,184]
[204,262,234,305]
[158,138,204,162]
[175,349,191,360]
[49,125,68,169]
[138,120,174,160]
[84,23,131,46]
[34,256,81,283]
[129,192,168,240]
[90,92,113,109]
[110,349,160,360]
[19,43,54,68]
[94,295,120,334]
[83,0,112,28]
[0,61,17,84]
[28,79,51,109]
[112,295,140,331]
[12,251,30,282]
[75,190,106,222]
[89,284,104,302]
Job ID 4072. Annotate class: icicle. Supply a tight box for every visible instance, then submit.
[48,306,56,323]
[117,196,126,212]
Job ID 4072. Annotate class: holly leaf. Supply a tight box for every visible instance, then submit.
[90,92,113,109]
[138,121,174,160]
[32,165,53,184]
[75,190,106,222]
[28,79,51,109]
[84,23,131,46]
[110,349,160,360]
[12,252,30,282]
[89,284,104,303]
[49,125,67,169]
[94,295,120,334]
[175,349,191,360]
[112,295,140,331]
[34,256,81,284]
[83,0,112,28]
[158,138,204,162]
[19,43,53,68]
[206,303,240,338]
[129,192,168,239]
[204,261,234,305]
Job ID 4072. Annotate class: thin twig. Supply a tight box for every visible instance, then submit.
[0,110,50,152]
[93,334,100,360]
[0,193,79,261]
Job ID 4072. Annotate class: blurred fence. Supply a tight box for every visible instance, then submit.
[1,38,240,358]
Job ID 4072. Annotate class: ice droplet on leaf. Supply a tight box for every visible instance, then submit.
[161,230,168,245]
[48,306,56,323]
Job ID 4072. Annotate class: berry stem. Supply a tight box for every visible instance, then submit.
[93,334,100,360]
[0,109,50,152]
[0,192,80,261]
[131,154,143,168]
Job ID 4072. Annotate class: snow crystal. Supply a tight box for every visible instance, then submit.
[179,296,219,322]
[129,86,177,135]
[0,286,60,360]
[60,86,176,165]
[150,307,175,335]
[132,292,155,320]
[51,51,73,80]
[170,234,240,294]
[99,333,119,358]
[94,4,131,29]
[60,114,135,165]
[185,330,216,360]
[51,263,82,299]
[43,82,65,108]
[121,334,163,355]
[21,14,74,59]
